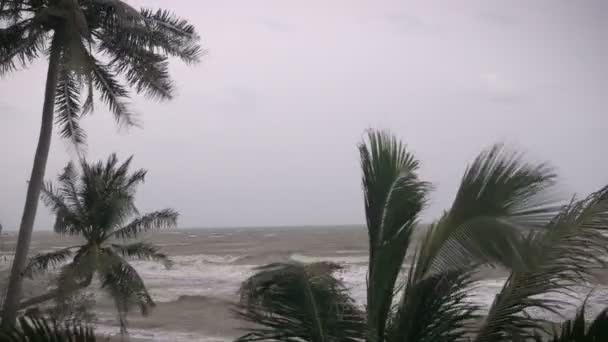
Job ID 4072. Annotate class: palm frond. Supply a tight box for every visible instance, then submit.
[86,53,135,126]
[387,265,480,342]
[55,62,86,145]
[0,316,97,341]
[22,247,74,278]
[99,250,155,317]
[40,181,83,235]
[235,262,366,342]
[96,29,174,100]
[112,209,178,240]
[544,304,608,342]
[474,187,608,342]
[359,129,429,340]
[0,21,45,74]
[140,8,197,40]
[92,0,142,21]
[105,8,202,64]
[418,144,559,278]
[109,242,172,268]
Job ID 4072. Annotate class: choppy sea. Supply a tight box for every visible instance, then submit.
[1,226,607,341]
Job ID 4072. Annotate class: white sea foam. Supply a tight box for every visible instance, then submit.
[290,253,368,265]
[156,242,191,247]
[95,324,231,342]
[130,254,254,302]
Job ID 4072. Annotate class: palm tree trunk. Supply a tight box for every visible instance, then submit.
[1,38,61,326]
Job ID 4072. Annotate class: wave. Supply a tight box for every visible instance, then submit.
[289,253,368,265]
[95,324,231,342]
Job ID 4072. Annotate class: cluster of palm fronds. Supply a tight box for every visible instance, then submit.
[3,154,178,338]
[0,0,202,145]
[0,316,98,341]
[235,130,608,342]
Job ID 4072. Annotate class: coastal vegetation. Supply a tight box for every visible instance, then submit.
[235,130,608,342]
[0,0,201,324]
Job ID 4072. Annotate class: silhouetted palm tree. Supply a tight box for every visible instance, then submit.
[0,0,200,323]
[18,154,177,335]
[235,130,608,342]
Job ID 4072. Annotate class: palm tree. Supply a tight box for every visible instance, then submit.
[16,154,177,335]
[235,129,608,341]
[0,0,201,323]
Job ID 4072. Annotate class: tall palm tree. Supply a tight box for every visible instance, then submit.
[235,130,608,341]
[0,0,201,323]
[16,154,178,334]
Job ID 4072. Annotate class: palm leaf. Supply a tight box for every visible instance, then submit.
[235,262,365,342]
[359,129,429,341]
[98,250,155,317]
[86,53,134,126]
[387,264,480,342]
[40,181,83,235]
[545,304,608,342]
[0,21,45,74]
[112,209,178,240]
[474,187,608,342]
[55,62,86,145]
[109,242,172,268]
[0,316,97,341]
[22,247,75,278]
[418,143,559,278]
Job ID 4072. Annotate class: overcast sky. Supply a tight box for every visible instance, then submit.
[0,0,606,230]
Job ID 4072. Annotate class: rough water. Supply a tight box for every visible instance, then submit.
[1,226,607,341]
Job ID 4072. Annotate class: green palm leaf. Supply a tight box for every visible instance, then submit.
[474,187,608,342]
[110,242,172,268]
[359,130,429,341]
[418,144,559,278]
[543,304,608,342]
[112,209,178,239]
[235,262,365,342]
[23,247,75,278]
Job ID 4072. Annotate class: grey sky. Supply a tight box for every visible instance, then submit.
[1,0,606,230]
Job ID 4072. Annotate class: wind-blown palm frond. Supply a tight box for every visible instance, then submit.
[0,316,97,342]
[22,247,75,278]
[99,251,155,317]
[86,53,134,126]
[359,130,429,341]
[235,262,366,342]
[40,182,83,235]
[109,242,172,268]
[543,304,608,342]
[0,23,46,74]
[55,63,86,145]
[418,144,559,278]
[474,187,608,342]
[387,265,479,342]
[112,209,178,239]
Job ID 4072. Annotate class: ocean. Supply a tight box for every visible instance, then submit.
[1,225,607,341]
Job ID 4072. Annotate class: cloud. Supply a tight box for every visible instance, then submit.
[479,72,526,103]
[384,13,431,33]
[259,18,292,33]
